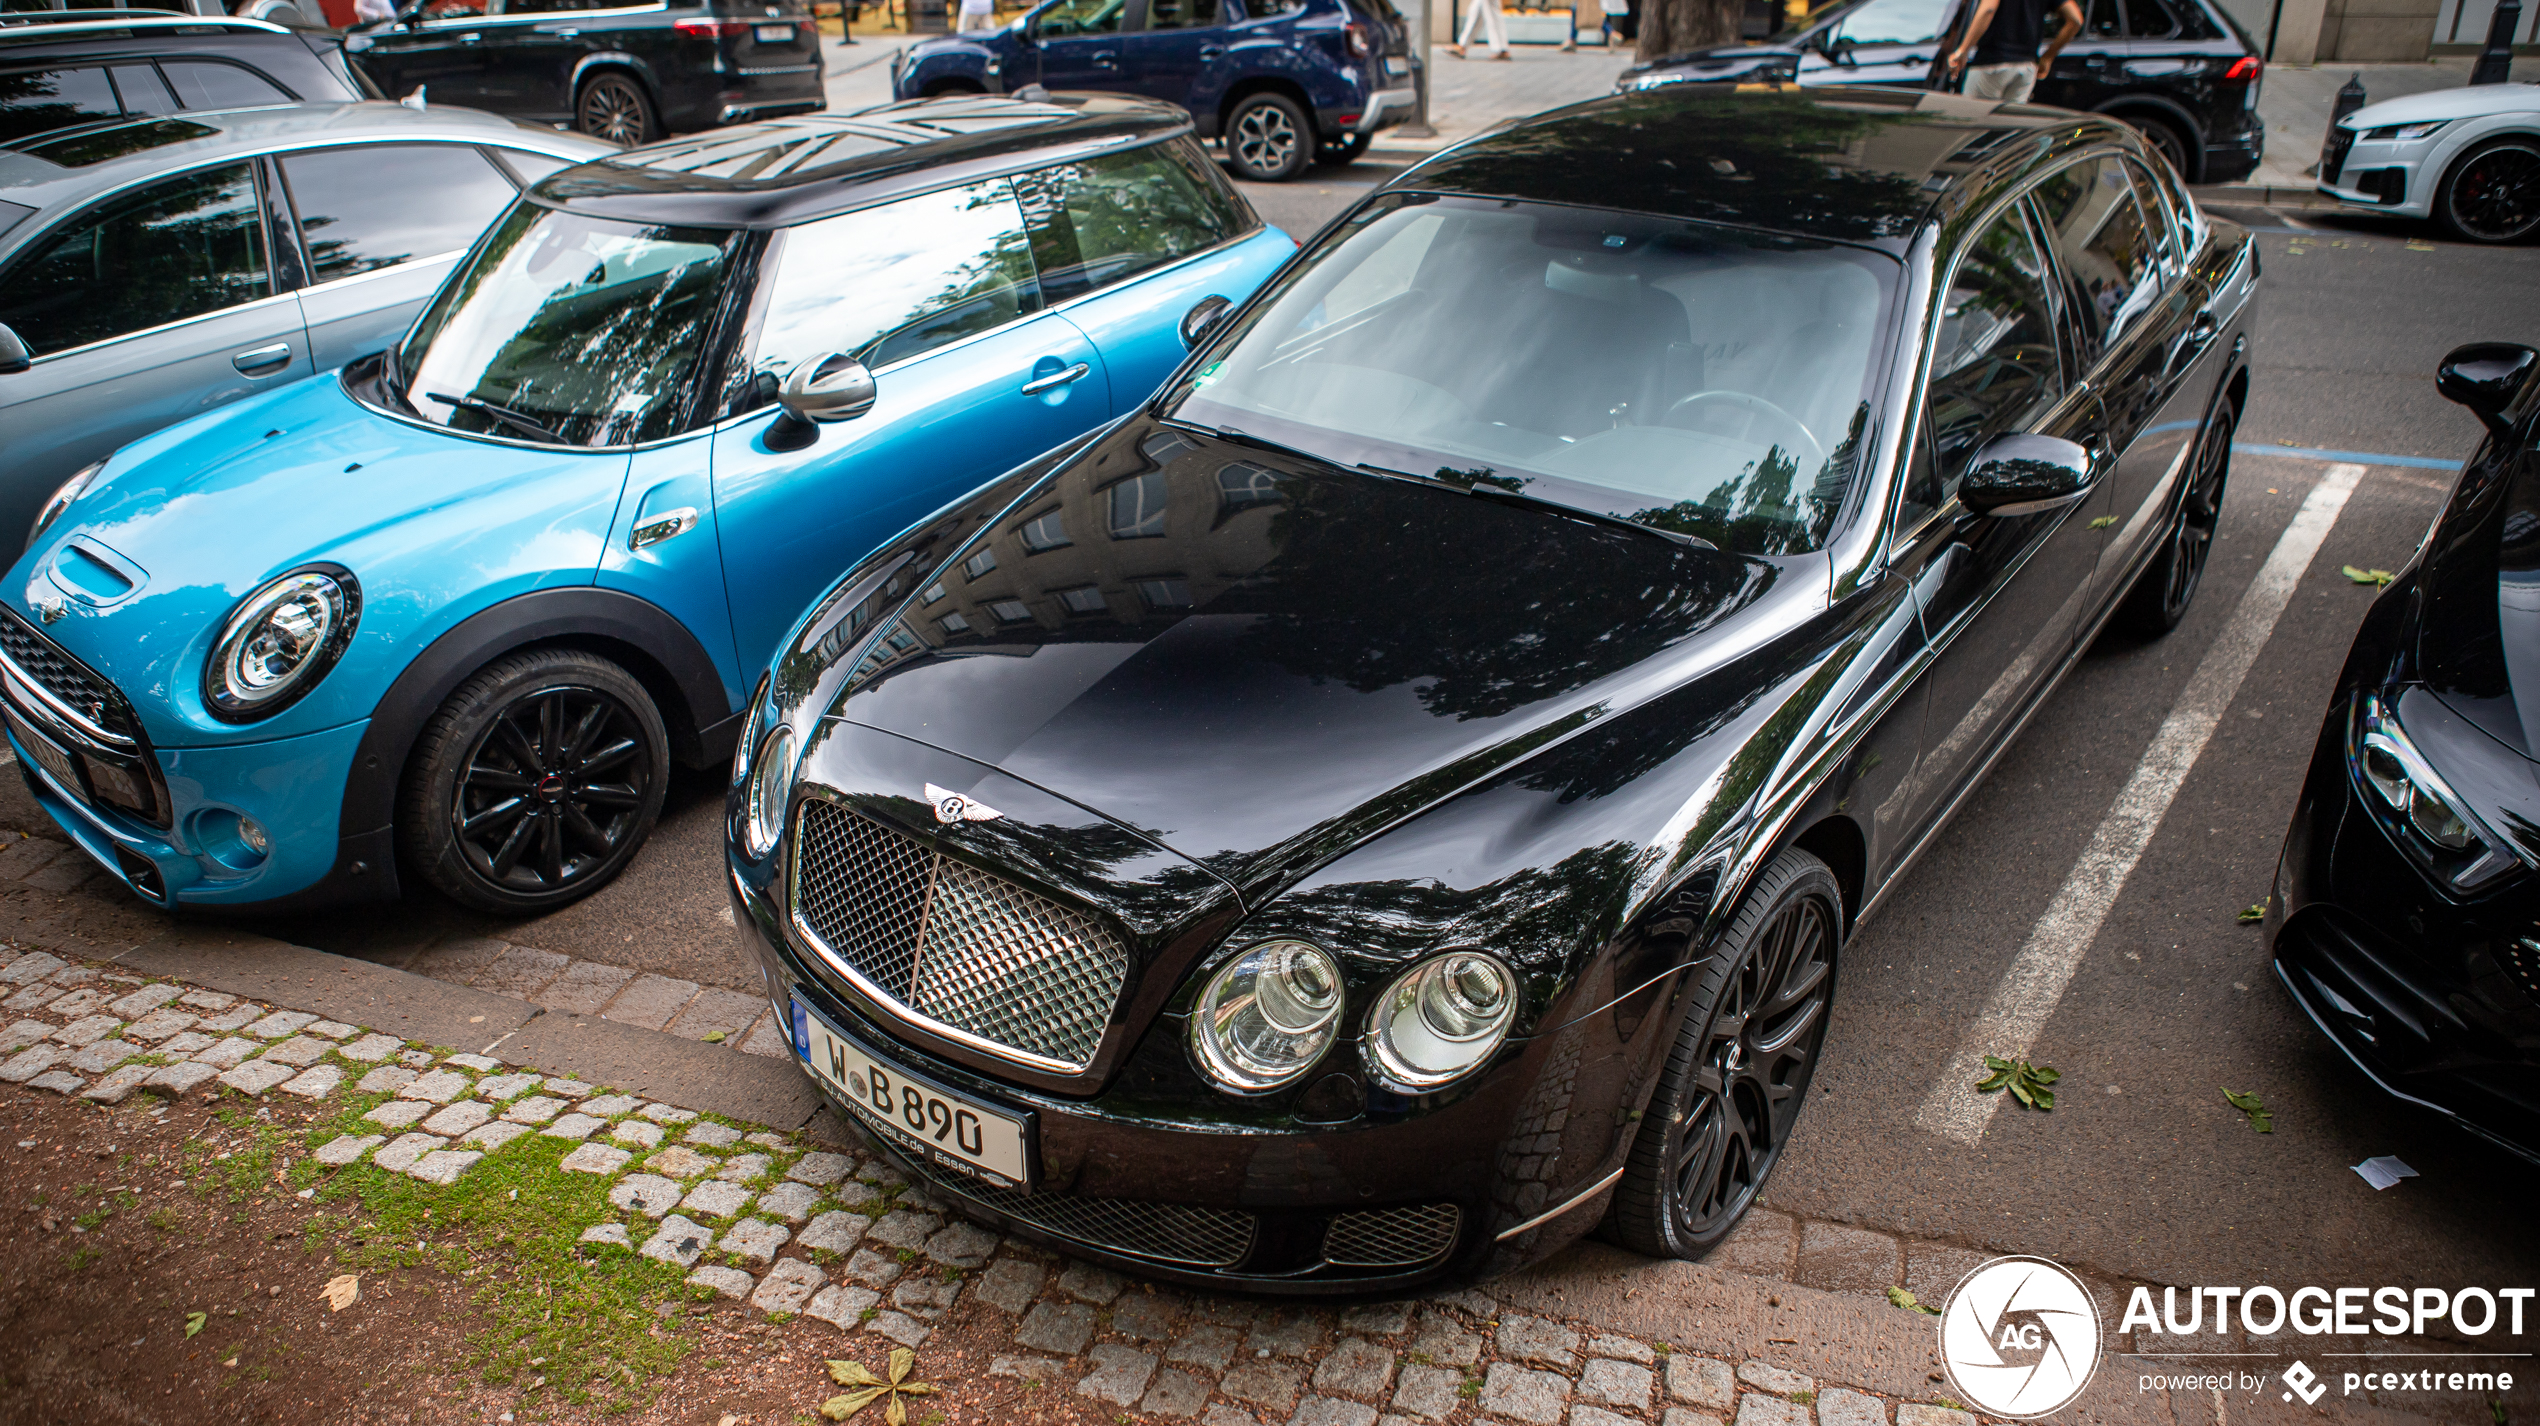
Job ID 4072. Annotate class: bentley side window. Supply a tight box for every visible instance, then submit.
[0,162,271,356]
[1900,205,2062,529]
[2030,156,2162,360]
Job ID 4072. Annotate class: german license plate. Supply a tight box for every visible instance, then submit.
[796,998,1031,1186]
[5,710,83,802]
[1384,56,1409,77]
[756,22,795,41]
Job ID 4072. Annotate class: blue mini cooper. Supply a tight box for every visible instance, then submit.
[2,94,1293,914]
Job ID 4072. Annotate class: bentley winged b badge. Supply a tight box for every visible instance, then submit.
[924,782,1004,825]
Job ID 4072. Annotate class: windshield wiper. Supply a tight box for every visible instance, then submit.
[423,391,565,445]
[1448,474,1718,552]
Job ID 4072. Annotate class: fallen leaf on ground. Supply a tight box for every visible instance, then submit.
[2223,1087,2274,1132]
[2344,566,2395,586]
[1976,1055,2059,1110]
[184,1311,206,1338]
[1888,1287,1941,1315]
[322,1273,360,1311]
[2090,516,2118,529]
[2238,900,2267,924]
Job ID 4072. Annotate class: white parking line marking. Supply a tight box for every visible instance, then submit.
[1913,462,2367,1144]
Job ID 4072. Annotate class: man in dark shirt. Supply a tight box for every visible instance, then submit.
[1947,0,2082,101]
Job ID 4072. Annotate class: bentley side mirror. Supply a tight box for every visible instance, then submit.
[2436,342,2536,437]
[1958,433,2095,517]
[0,323,29,376]
[1180,294,1233,350]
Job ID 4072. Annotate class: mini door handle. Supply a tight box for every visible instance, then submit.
[630,505,699,550]
[1020,362,1091,395]
[232,343,292,376]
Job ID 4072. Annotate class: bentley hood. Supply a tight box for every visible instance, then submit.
[821,418,1806,906]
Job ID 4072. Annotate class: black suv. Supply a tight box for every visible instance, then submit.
[0,10,374,142]
[344,0,824,144]
[1616,0,2265,183]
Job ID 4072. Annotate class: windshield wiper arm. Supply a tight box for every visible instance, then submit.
[1454,479,1716,551]
[423,391,565,445]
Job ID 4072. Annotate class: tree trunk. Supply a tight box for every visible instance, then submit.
[1636,0,1743,60]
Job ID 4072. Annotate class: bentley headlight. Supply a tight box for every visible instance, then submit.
[1189,939,1343,1093]
[27,460,102,551]
[733,675,770,785]
[2350,692,2518,892]
[744,723,796,857]
[1366,951,1516,1091]
[203,568,359,721]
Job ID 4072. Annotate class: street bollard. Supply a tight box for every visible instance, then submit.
[2330,71,2367,127]
[2470,0,2519,83]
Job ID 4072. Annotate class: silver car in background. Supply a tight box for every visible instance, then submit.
[0,101,611,541]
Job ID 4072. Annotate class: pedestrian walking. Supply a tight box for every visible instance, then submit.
[957,0,998,32]
[1450,0,1512,60]
[1945,0,2080,102]
[353,0,396,23]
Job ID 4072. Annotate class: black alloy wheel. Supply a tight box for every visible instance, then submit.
[2436,138,2540,245]
[577,72,661,147]
[1226,93,1312,182]
[2118,393,2236,636]
[1606,849,1840,1258]
[1316,131,1372,167]
[400,649,668,915]
[2125,114,2195,184]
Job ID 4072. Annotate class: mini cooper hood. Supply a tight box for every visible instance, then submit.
[2343,83,2540,131]
[828,419,1805,900]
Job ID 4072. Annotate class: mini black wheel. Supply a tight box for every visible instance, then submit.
[2434,137,2540,246]
[1605,847,1841,1258]
[577,72,661,146]
[1226,93,1312,182]
[399,649,668,916]
[2116,393,2236,637]
[1316,131,1372,167]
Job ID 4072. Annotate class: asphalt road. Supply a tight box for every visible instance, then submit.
[233,185,2540,1296]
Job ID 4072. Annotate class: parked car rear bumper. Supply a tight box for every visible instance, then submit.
[1352,83,1417,133]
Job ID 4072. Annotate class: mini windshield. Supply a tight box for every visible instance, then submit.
[395,206,739,447]
[1164,195,1899,556]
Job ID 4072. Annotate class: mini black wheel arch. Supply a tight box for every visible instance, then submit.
[337,587,738,865]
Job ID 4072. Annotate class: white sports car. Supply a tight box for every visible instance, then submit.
[2318,80,2539,242]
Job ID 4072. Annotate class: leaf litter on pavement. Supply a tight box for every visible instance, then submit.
[1976,1056,2059,1110]
[1888,1287,1942,1316]
[2238,900,2268,924]
[2223,1088,2274,1132]
[824,1348,939,1423]
[2344,565,2396,586]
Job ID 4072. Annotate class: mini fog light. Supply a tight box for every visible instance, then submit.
[239,817,270,856]
[1189,939,1344,1093]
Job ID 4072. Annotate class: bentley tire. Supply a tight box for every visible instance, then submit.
[400,649,668,916]
[1605,847,1841,1259]
[1226,93,1312,182]
[2116,393,2235,637]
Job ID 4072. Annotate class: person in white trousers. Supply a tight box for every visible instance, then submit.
[957,0,997,31]
[1451,0,1511,59]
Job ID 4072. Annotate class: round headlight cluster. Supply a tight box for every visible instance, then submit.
[203,569,359,721]
[1365,951,1517,1091]
[1189,939,1344,1093]
[733,678,770,785]
[743,723,797,857]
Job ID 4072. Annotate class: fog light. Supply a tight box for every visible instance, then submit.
[191,808,270,871]
[239,817,270,856]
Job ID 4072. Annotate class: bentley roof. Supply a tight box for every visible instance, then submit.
[1399,85,2136,247]
[528,93,1195,230]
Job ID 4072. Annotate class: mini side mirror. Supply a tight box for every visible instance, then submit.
[1180,294,1233,350]
[2436,342,2536,437]
[782,353,877,423]
[1959,433,2095,517]
[0,323,29,376]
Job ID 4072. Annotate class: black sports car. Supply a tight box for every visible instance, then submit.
[2268,342,2540,1165]
[727,84,2257,1292]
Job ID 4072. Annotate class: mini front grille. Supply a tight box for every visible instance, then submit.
[922,1167,1256,1267]
[0,604,139,746]
[1321,1203,1462,1268]
[792,800,1129,1071]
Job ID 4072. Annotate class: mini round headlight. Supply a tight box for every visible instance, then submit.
[744,723,796,856]
[202,568,360,721]
[1189,939,1344,1094]
[1366,951,1516,1091]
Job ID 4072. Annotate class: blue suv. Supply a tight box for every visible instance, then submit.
[891,0,1419,182]
[2,96,1293,914]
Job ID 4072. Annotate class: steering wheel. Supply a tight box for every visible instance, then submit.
[1663,390,1827,472]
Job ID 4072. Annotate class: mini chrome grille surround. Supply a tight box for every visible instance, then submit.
[791,798,1130,1072]
[0,604,140,746]
[920,1165,1256,1267]
[1321,1203,1462,1268]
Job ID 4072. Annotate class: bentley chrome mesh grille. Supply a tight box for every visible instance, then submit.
[1321,1203,1462,1268]
[921,1166,1256,1267]
[792,800,1129,1071]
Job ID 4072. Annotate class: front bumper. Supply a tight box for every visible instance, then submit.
[2316,137,2436,218]
[2268,688,2540,1164]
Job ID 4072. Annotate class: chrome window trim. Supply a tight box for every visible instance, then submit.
[290,247,465,297]
[22,287,302,369]
[415,1,668,26]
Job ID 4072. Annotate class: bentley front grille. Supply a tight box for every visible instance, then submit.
[921,1169,1257,1268]
[791,799,1129,1072]
[1321,1203,1462,1268]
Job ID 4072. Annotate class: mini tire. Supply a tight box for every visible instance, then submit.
[1226,92,1313,182]
[2115,392,2235,637]
[1604,847,1841,1259]
[399,649,669,916]
[577,71,661,146]
[2433,137,2540,245]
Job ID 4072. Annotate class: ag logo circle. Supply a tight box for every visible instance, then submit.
[1938,1255,2103,1419]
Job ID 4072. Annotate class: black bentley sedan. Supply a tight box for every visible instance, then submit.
[727,84,2256,1291]
[2267,343,2540,1165]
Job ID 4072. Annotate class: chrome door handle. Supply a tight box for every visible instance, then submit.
[1199,43,1225,58]
[232,343,292,376]
[1020,362,1091,395]
[630,505,699,550]
[459,30,482,39]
